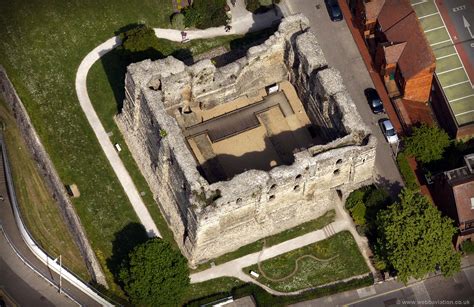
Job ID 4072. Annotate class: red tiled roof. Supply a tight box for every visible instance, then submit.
[383,42,407,64]
[365,0,385,20]
[368,0,436,79]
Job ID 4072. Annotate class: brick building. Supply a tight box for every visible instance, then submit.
[432,154,474,248]
[350,0,436,127]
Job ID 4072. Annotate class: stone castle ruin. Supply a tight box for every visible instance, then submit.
[116,15,377,265]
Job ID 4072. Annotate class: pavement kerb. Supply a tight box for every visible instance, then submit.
[342,260,474,307]
[0,227,81,306]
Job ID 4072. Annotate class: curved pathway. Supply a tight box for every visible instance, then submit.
[190,195,378,295]
[257,251,338,282]
[74,0,285,238]
[76,37,160,238]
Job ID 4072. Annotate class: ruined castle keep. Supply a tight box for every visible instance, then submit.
[116,15,377,265]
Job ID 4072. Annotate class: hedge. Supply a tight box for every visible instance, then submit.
[396,152,419,191]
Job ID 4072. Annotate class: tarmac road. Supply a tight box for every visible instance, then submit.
[0,139,101,306]
[285,0,404,197]
[443,0,474,72]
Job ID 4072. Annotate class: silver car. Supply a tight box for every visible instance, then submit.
[380,119,399,144]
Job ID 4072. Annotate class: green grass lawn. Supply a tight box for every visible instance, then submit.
[0,99,90,279]
[0,0,178,294]
[193,209,336,272]
[182,277,244,305]
[244,231,369,292]
[0,0,280,295]
[86,35,244,252]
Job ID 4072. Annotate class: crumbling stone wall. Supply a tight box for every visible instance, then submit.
[117,15,376,265]
[0,66,107,286]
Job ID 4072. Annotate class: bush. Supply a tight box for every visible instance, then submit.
[461,240,474,254]
[396,152,419,191]
[345,189,365,210]
[171,13,185,30]
[183,0,228,29]
[350,202,366,225]
[246,0,262,12]
[119,24,163,62]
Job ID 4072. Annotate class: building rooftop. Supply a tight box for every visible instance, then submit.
[445,154,474,224]
[377,0,435,80]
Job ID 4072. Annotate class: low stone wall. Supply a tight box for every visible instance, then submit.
[0,66,107,287]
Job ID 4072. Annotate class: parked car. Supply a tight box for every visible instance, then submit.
[380,119,399,144]
[364,88,384,113]
[325,0,343,22]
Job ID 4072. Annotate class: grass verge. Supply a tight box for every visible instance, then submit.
[0,99,89,279]
[244,231,369,292]
[192,209,336,272]
[184,275,374,306]
[0,0,175,294]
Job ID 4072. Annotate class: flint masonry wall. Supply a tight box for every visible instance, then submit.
[116,15,376,265]
[0,66,107,286]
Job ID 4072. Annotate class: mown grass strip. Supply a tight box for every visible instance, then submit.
[244,231,369,292]
[0,99,89,279]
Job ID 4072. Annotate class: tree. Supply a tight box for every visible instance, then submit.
[376,189,460,283]
[119,238,190,306]
[404,124,451,163]
[119,24,163,62]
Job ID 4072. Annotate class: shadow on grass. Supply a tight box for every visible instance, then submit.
[106,222,149,286]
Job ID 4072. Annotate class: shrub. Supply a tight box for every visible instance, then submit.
[461,240,474,254]
[171,13,185,30]
[119,24,163,62]
[345,189,365,210]
[350,202,366,225]
[183,0,228,29]
[246,0,261,13]
[396,152,419,191]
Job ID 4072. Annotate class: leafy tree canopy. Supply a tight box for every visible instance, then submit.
[119,238,190,306]
[376,189,460,283]
[404,124,451,163]
[183,0,228,29]
[120,24,163,62]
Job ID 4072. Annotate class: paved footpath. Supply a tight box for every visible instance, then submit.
[291,255,474,307]
[190,196,377,295]
[74,0,284,238]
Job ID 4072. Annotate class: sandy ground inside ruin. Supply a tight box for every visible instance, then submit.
[186,81,317,181]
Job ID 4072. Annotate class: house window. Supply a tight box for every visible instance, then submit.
[471,198,474,210]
